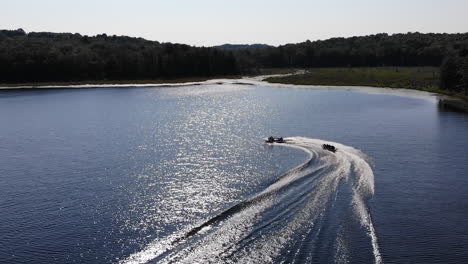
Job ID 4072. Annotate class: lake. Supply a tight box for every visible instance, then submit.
[1,81,468,263]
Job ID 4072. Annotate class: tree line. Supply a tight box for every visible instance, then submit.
[439,52,468,95]
[231,32,468,94]
[0,29,467,94]
[235,33,468,68]
[0,29,238,83]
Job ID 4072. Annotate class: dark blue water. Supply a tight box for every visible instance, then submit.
[1,83,468,263]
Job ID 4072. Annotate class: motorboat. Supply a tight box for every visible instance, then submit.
[322,144,337,153]
[265,136,285,143]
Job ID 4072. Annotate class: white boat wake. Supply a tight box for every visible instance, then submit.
[121,137,382,264]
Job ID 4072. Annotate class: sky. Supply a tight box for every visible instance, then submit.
[2,0,468,46]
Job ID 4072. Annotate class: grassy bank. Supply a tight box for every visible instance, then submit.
[265,67,468,112]
[265,67,441,91]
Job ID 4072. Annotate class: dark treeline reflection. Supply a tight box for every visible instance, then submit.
[0,29,467,93]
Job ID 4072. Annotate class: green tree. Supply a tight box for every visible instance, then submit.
[459,57,468,94]
[440,56,461,91]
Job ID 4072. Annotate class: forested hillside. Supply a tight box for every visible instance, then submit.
[233,32,468,94]
[1,29,467,93]
[0,29,238,82]
[237,33,468,68]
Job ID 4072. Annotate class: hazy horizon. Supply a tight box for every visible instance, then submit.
[2,0,468,46]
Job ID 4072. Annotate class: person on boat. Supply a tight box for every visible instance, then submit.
[322,144,336,152]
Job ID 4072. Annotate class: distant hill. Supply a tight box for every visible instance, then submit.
[214,44,274,50]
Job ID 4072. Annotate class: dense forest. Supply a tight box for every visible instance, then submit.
[232,32,468,94]
[0,29,239,82]
[0,29,467,94]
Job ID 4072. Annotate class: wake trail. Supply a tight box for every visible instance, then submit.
[121,137,383,264]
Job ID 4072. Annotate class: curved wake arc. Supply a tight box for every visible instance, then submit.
[122,137,383,264]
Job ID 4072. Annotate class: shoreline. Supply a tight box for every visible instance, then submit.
[262,67,468,113]
[438,96,468,112]
[2,71,467,113]
[262,82,468,113]
[0,76,243,90]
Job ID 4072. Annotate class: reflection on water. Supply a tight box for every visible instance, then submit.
[1,83,468,263]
